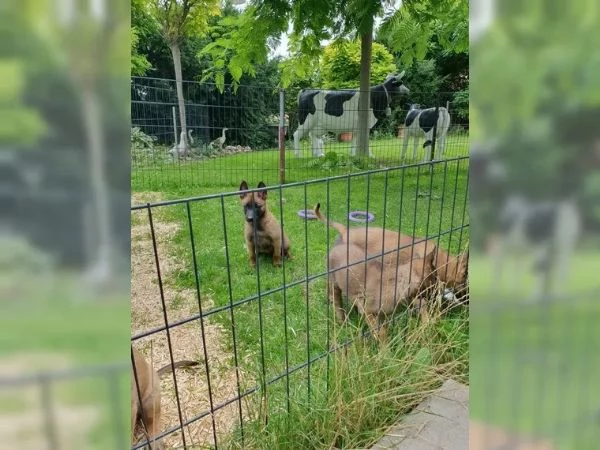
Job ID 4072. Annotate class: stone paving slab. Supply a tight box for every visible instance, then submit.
[371,379,468,450]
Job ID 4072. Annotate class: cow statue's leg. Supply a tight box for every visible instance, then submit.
[438,131,446,159]
[350,136,357,156]
[294,117,314,157]
[293,129,303,157]
[401,130,410,161]
[413,133,420,160]
[311,132,325,157]
[316,136,324,157]
[350,135,371,157]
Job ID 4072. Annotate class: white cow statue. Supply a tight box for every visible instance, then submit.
[293,73,410,157]
[401,104,451,161]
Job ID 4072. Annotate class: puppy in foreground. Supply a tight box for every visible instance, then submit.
[328,240,437,342]
[131,349,198,449]
[314,203,468,302]
[239,180,291,268]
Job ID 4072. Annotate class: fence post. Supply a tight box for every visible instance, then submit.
[172,106,178,144]
[278,88,286,185]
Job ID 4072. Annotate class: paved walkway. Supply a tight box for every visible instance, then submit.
[371,379,468,450]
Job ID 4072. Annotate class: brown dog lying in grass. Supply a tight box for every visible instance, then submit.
[131,349,199,449]
[327,239,438,342]
[314,203,469,303]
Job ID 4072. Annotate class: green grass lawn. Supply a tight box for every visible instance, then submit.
[132,134,469,191]
[132,139,470,447]
[469,252,600,450]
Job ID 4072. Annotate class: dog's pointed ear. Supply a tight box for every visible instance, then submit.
[239,180,249,199]
[257,181,267,200]
[425,245,437,269]
[463,249,469,270]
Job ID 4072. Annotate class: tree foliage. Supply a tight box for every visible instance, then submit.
[469,0,600,233]
[199,0,382,89]
[320,40,396,89]
[378,0,467,67]
[0,60,47,146]
[143,0,220,153]
[131,27,152,76]
[199,0,466,89]
[147,0,220,46]
[132,4,285,150]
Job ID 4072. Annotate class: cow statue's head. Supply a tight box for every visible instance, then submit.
[382,72,410,116]
[384,71,410,97]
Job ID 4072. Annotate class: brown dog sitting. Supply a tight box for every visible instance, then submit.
[314,203,468,302]
[328,240,437,342]
[131,349,198,449]
[239,180,291,268]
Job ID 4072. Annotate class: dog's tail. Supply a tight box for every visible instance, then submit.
[314,203,348,240]
[157,360,200,377]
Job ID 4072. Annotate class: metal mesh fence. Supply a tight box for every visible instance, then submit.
[130,157,469,449]
[131,77,469,190]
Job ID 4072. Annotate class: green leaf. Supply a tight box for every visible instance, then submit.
[229,63,243,81]
[198,41,219,55]
[215,71,225,93]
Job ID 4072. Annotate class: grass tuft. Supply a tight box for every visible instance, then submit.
[224,309,468,450]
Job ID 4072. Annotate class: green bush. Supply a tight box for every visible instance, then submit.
[452,87,469,127]
[321,40,397,90]
[131,127,157,152]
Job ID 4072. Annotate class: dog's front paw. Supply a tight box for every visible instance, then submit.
[334,309,348,324]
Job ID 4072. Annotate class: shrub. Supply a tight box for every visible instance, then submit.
[321,40,397,90]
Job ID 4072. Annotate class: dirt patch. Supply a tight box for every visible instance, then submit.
[131,192,246,449]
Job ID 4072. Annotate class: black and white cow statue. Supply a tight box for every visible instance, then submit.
[493,195,580,302]
[401,104,451,161]
[293,72,410,157]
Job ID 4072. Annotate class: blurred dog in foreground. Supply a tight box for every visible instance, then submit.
[131,349,199,449]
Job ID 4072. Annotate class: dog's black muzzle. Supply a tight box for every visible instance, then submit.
[245,204,262,223]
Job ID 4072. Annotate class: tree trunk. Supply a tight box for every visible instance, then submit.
[170,43,188,157]
[356,18,374,158]
[79,85,114,286]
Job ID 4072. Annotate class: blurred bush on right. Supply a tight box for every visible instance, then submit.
[470,0,600,449]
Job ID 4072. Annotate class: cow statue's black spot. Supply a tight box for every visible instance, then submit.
[524,205,558,244]
[417,109,439,133]
[404,109,420,128]
[297,90,320,126]
[323,91,356,117]
[499,202,557,244]
[405,107,440,148]
[370,85,389,120]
